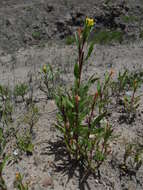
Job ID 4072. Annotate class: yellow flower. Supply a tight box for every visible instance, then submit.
[86,18,94,27]
[42,65,47,74]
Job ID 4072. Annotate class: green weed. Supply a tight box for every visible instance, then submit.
[14,173,29,190]
[22,104,39,134]
[55,18,113,177]
[111,70,128,95]
[0,85,13,126]
[120,142,143,174]
[14,83,28,102]
[16,132,34,155]
[123,79,141,115]
[39,64,61,99]
[96,71,113,113]
[32,31,41,40]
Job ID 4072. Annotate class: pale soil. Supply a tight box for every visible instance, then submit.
[1,41,143,190]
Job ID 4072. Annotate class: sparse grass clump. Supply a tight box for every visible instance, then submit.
[121,15,139,23]
[93,30,123,44]
[16,132,34,156]
[96,71,113,113]
[65,35,75,45]
[39,64,61,99]
[119,141,143,177]
[111,69,143,122]
[14,83,28,102]
[123,79,140,116]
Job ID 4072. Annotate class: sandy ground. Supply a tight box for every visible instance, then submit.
[0,40,142,190]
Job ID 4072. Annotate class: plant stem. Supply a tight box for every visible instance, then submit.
[88,93,97,127]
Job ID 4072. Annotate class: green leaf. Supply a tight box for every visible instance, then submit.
[92,127,105,136]
[83,26,88,41]
[91,113,106,127]
[105,72,110,82]
[94,150,105,162]
[62,97,67,107]
[27,143,34,153]
[0,155,9,172]
[97,81,101,95]
[78,125,89,136]
[66,98,74,108]
[75,32,79,48]
[103,125,113,143]
[85,41,95,60]
[74,63,79,79]
[55,124,66,134]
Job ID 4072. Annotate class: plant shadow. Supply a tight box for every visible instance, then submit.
[47,136,98,190]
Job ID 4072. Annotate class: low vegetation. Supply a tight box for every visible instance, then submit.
[93,30,123,44]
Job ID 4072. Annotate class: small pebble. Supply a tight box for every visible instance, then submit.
[41,176,53,187]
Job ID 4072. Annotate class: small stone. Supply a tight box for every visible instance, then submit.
[95,179,99,183]
[13,149,19,156]
[41,176,53,188]
[125,91,132,96]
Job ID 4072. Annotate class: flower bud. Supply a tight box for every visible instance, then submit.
[42,65,47,74]
[16,172,20,180]
[133,80,137,89]
[75,95,80,104]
